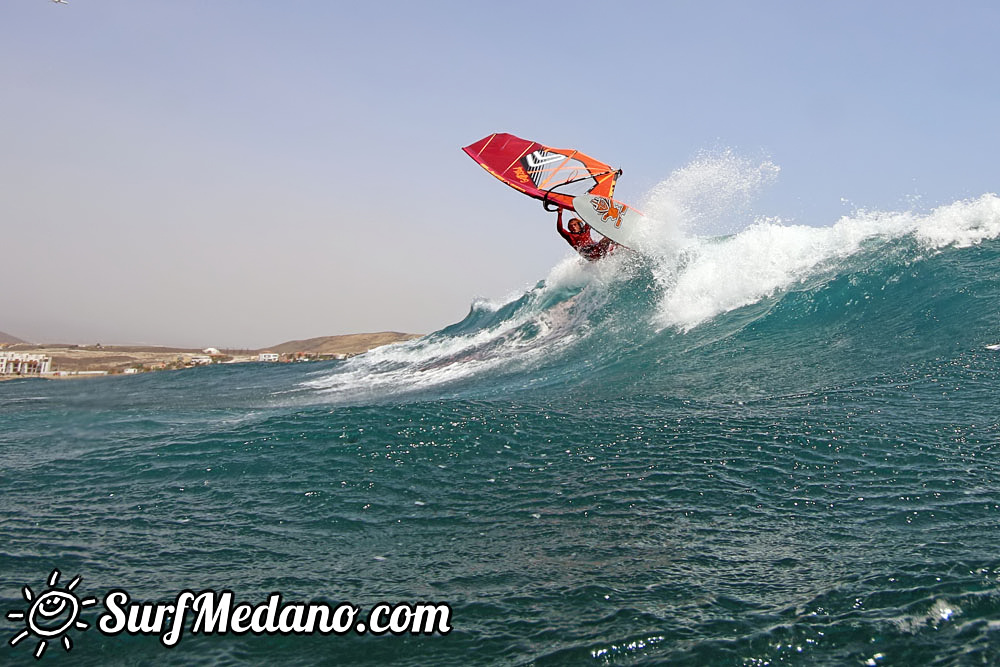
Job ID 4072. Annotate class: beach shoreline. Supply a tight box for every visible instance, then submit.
[0,332,420,380]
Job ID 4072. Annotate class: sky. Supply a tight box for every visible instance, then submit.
[2,1,999,348]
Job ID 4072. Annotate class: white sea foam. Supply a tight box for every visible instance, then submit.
[890,598,961,633]
[650,194,1000,331]
[629,151,1000,331]
[914,193,1000,249]
[303,256,607,399]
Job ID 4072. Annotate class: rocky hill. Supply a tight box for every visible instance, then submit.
[0,330,26,344]
[263,331,420,355]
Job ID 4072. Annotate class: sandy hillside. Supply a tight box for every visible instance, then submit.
[2,332,420,374]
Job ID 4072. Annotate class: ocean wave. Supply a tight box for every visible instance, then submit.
[302,151,1000,404]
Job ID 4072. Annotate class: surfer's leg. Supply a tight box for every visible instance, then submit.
[594,237,615,258]
[578,243,606,262]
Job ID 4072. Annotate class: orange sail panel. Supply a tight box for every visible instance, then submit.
[462,133,620,210]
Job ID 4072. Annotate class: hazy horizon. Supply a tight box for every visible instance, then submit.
[0,327,416,350]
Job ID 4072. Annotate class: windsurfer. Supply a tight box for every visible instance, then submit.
[556,208,617,261]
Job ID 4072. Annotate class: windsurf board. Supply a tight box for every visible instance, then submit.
[571,194,646,250]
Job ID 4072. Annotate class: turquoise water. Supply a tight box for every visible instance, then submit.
[3,195,1000,665]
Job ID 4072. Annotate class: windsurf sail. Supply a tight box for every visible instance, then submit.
[463,133,621,210]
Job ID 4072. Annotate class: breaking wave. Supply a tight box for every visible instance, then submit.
[304,153,1000,405]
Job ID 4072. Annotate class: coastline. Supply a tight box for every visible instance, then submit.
[0,332,420,380]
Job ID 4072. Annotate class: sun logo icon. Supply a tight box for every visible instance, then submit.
[6,569,97,659]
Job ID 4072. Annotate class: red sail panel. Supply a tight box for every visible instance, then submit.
[463,133,619,210]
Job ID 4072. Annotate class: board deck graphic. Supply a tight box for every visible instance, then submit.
[572,194,647,249]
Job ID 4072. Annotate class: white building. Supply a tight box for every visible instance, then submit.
[258,353,279,362]
[0,352,52,375]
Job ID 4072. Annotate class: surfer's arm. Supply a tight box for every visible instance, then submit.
[556,209,570,240]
